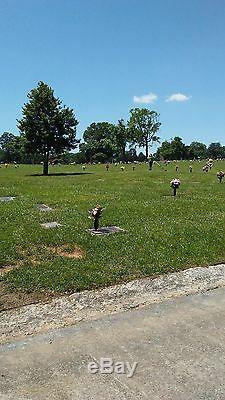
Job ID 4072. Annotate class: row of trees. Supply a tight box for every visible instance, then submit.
[1,131,223,167]
[0,82,161,175]
[0,82,161,174]
[0,81,224,174]
[155,137,225,160]
[79,107,160,164]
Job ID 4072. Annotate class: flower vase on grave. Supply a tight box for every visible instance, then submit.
[148,156,153,171]
[217,171,225,183]
[89,205,104,231]
[170,178,181,197]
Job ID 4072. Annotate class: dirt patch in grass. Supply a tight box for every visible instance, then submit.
[0,282,55,312]
[47,244,85,259]
[15,246,41,266]
[16,244,85,261]
[0,264,20,275]
[0,260,28,276]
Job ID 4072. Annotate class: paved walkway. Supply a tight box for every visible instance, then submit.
[1,264,225,343]
[1,287,225,399]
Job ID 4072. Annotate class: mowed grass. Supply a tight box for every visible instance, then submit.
[1,161,225,297]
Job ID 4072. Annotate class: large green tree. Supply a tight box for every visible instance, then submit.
[114,119,129,161]
[0,132,17,162]
[17,81,79,175]
[156,136,188,160]
[170,136,187,160]
[207,142,224,159]
[155,140,173,160]
[0,132,28,163]
[80,122,116,162]
[128,108,161,159]
[188,141,207,159]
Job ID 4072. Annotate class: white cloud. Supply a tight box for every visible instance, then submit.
[166,93,191,102]
[133,92,157,104]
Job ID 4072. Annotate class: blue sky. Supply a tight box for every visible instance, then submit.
[0,0,225,149]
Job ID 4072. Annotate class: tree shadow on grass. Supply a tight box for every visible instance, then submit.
[28,172,93,177]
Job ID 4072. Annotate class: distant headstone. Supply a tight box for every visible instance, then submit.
[0,196,15,202]
[88,226,124,236]
[41,222,62,229]
[37,204,53,212]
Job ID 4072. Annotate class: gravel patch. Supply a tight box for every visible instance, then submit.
[1,264,225,343]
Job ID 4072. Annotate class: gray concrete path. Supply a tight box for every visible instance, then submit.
[1,287,225,399]
[2,264,225,343]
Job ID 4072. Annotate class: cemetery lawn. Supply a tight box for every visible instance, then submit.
[1,162,225,310]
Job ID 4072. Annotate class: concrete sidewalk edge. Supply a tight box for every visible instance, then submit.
[1,264,225,343]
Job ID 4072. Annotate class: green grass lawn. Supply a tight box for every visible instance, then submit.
[1,161,225,301]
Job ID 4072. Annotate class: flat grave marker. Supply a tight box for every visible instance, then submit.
[88,226,124,236]
[0,196,15,202]
[41,222,62,229]
[37,204,53,212]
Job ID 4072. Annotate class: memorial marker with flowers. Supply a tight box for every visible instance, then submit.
[88,205,104,231]
[170,178,181,196]
[217,171,225,183]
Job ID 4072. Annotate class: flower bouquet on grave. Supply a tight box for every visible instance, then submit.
[88,205,104,231]
[202,165,209,172]
[170,178,181,196]
[217,171,225,183]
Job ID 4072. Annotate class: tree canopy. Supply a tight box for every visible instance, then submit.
[155,138,225,160]
[1,92,225,165]
[0,132,30,163]
[207,142,225,159]
[17,81,79,175]
[114,119,129,161]
[156,137,190,160]
[80,122,117,163]
[188,141,207,159]
[128,108,161,159]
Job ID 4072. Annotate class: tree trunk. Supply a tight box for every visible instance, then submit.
[145,137,148,160]
[148,159,153,170]
[43,151,49,175]
[121,146,126,162]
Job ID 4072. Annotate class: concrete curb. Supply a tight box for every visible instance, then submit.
[1,264,225,343]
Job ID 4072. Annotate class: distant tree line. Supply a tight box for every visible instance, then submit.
[1,130,225,167]
[2,130,224,166]
[154,137,225,160]
[78,107,160,164]
[0,81,161,174]
[0,81,224,174]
